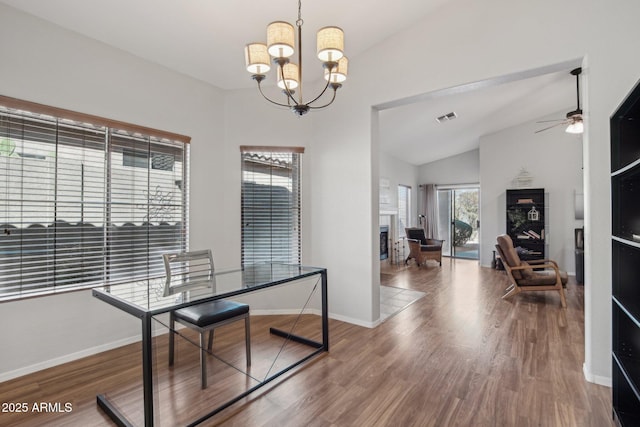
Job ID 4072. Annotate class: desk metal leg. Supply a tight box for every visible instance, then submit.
[268,328,322,348]
[96,394,134,427]
[321,270,329,351]
[142,314,154,426]
[96,314,154,426]
[96,268,328,427]
[268,270,329,351]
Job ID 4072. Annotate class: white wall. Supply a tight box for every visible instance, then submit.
[418,149,480,186]
[309,99,378,327]
[222,89,315,268]
[2,0,639,387]
[307,0,640,385]
[0,5,222,380]
[379,153,419,263]
[379,153,419,220]
[479,111,584,272]
[0,5,324,379]
[221,89,323,314]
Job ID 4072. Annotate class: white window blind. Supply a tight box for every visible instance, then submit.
[241,146,302,265]
[0,101,189,300]
[398,184,411,236]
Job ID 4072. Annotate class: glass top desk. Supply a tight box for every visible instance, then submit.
[92,263,328,426]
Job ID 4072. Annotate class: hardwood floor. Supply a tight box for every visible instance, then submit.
[0,258,613,426]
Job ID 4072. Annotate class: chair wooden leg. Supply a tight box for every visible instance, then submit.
[502,283,520,300]
[200,331,208,389]
[168,313,175,366]
[245,316,252,366]
[558,285,567,308]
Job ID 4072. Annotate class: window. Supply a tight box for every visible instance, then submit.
[123,148,175,171]
[398,184,411,237]
[0,97,189,300]
[241,146,303,265]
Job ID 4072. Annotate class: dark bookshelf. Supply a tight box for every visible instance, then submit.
[506,188,545,261]
[612,76,640,426]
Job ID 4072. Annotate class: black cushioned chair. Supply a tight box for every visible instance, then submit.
[163,250,251,389]
[404,227,444,266]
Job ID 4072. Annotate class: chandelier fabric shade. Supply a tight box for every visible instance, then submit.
[277,63,300,90]
[244,43,271,75]
[316,26,344,62]
[244,0,348,116]
[267,21,295,58]
[324,57,348,83]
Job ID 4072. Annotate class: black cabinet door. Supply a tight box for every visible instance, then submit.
[506,188,545,260]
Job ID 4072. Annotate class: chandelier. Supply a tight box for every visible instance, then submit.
[243,0,348,116]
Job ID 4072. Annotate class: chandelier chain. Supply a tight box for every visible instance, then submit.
[296,0,303,27]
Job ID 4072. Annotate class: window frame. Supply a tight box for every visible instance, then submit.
[240,145,303,266]
[398,184,412,237]
[0,95,190,301]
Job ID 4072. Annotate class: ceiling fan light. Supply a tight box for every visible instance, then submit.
[244,43,271,75]
[277,63,299,90]
[566,121,584,134]
[317,26,344,62]
[267,21,295,58]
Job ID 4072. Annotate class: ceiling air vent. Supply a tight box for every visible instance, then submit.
[435,112,457,123]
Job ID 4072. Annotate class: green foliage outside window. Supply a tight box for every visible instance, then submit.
[453,190,478,246]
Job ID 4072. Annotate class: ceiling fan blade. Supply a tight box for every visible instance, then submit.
[535,121,566,133]
[536,118,564,123]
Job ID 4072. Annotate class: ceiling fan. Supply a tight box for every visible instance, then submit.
[535,67,584,134]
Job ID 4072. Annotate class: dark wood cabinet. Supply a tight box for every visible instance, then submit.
[612,77,640,427]
[506,188,545,261]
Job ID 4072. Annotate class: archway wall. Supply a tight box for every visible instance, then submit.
[308,0,640,383]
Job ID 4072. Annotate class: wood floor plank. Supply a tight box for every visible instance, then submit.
[0,259,613,426]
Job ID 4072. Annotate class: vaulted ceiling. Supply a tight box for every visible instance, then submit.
[1,0,581,165]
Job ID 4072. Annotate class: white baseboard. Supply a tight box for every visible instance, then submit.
[328,312,379,328]
[583,363,612,387]
[0,308,382,383]
[0,309,326,383]
[0,334,141,383]
[254,309,381,328]
[250,308,322,316]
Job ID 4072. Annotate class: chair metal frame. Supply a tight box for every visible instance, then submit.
[163,250,251,388]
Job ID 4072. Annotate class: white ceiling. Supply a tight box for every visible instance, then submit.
[1,0,582,166]
[378,67,582,165]
[0,0,451,90]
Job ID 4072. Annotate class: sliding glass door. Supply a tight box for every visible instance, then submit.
[437,187,479,259]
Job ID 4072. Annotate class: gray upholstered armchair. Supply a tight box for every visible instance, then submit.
[404,227,444,267]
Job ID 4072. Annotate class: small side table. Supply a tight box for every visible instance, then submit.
[492,250,504,270]
[575,249,584,284]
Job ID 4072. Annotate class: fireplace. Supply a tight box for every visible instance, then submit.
[380,226,389,260]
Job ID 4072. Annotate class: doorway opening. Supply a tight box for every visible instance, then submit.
[437,186,479,260]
